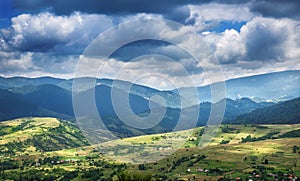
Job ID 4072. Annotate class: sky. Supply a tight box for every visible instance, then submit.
[0,0,299,89]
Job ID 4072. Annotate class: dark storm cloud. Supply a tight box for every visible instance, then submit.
[241,17,296,63]
[13,0,201,23]
[250,0,300,19]
[110,40,191,62]
[13,0,193,14]
[245,24,287,61]
[164,6,191,24]
[11,0,251,25]
[1,0,299,81]
[13,0,300,21]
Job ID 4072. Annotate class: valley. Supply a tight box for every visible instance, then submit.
[1,117,300,180]
[0,71,299,180]
[1,1,299,180]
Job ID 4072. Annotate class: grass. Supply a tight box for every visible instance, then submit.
[0,117,89,157]
[1,117,300,180]
[96,124,300,164]
[128,138,300,180]
[0,117,60,144]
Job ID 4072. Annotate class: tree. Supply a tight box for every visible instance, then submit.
[264,159,268,164]
[293,145,298,153]
[117,171,151,181]
[138,164,146,170]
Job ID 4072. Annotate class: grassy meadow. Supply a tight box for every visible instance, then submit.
[0,117,300,180]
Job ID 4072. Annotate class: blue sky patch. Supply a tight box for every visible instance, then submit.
[211,21,247,33]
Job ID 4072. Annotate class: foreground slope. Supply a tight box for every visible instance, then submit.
[1,117,300,180]
[130,138,300,180]
[0,117,89,156]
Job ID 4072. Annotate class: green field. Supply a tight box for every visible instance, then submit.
[126,138,300,180]
[1,117,300,180]
[101,124,300,164]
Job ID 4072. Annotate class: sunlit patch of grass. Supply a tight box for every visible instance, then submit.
[91,124,300,164]
[25,145,37,153]
[2,117,300,180]
[0,117,60,144]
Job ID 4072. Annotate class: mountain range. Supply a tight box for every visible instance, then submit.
[0,70,299,136]
[234,97,300,124]
[2,70,299,106]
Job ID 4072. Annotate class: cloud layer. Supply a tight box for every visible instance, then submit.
[0,12,112,76]
[1,12,112,54]
[13,0,300,19]
[205,17,300,64]
[0,1,299,89]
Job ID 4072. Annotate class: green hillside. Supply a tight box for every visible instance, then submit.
[102,124,300,164]
[0,118,125,180]
[129,138,300,180]
[0,117,89,156]
[1,117,300,180]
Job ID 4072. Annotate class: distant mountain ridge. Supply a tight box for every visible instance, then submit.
[0,89,65,121]
[179,70,300,104]
[0,76,65,90]
[233,97,300,124]
[1,70,299,107]
[0,82,281,136]
[0,70,299,137]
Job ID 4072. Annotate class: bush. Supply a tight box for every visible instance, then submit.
[117,171,151,181]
